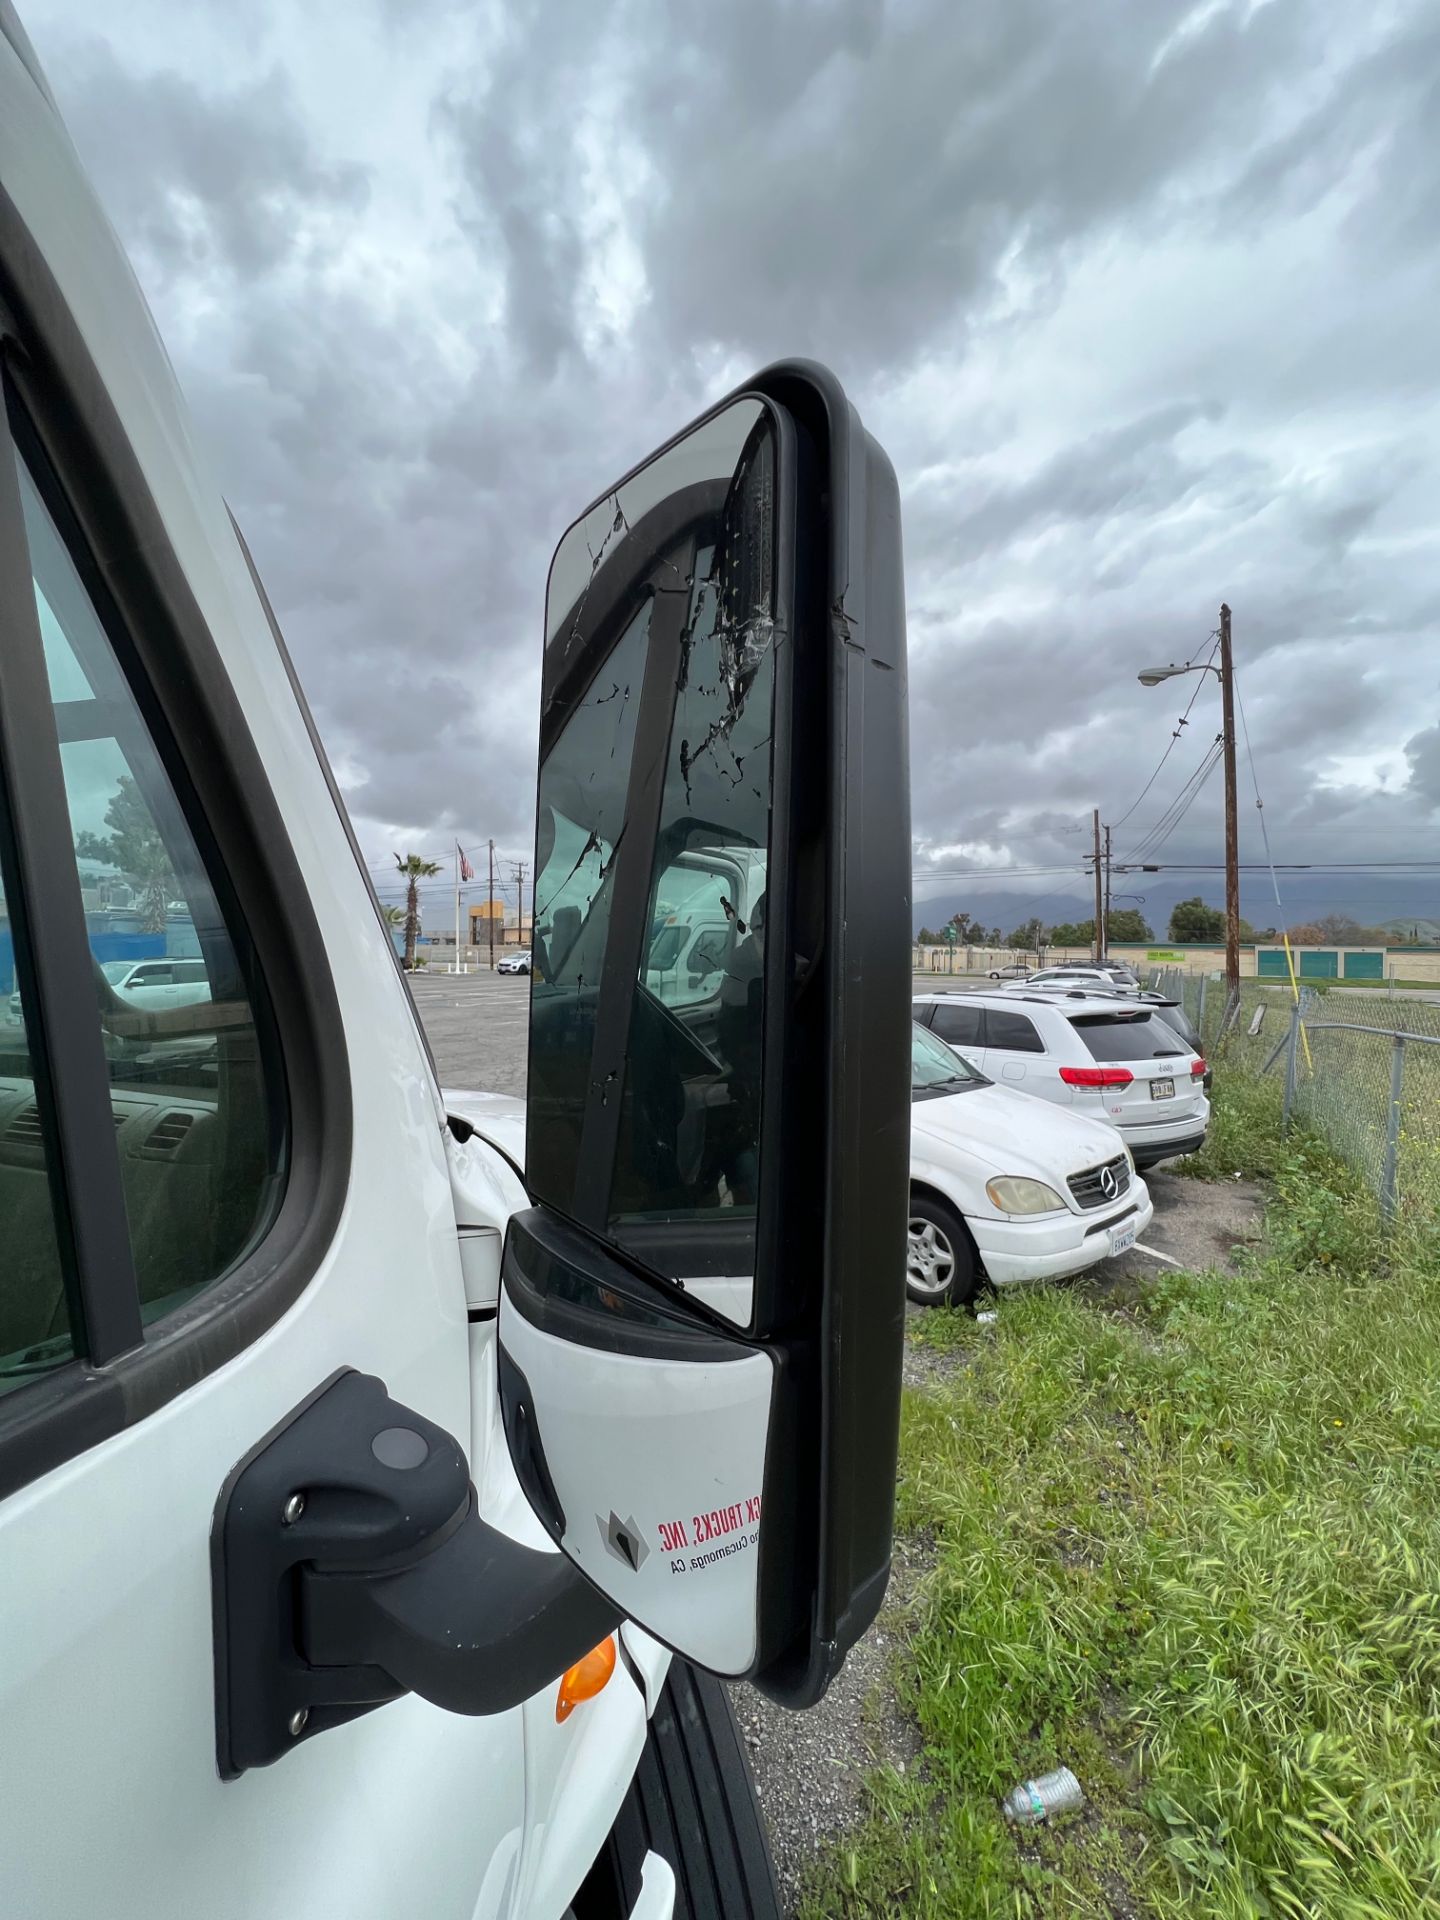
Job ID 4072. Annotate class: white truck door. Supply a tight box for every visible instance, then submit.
[0,42,527,1917]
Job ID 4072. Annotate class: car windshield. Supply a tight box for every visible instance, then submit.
[99,960,134,984]
[1071,1012,1187,1061]
[912,1021,988,1089]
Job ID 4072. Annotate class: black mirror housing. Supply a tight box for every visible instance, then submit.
[518,362,910,1705]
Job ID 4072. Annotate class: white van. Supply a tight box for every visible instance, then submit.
[0,10,912,1916]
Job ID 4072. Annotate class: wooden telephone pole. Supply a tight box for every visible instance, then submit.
[1219,604,1241,998]
[1091,809,1104,961]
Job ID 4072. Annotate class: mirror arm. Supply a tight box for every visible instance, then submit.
[212,1369,618,1777]
[301,1494,619,1720]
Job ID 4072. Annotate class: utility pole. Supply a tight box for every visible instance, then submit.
[1135,604,1242,996]
[1091,808,1104,962]
[1103,824,1112,957]
[1219,603,1241,998]
[487,838,496,972]
[510,860,529,949]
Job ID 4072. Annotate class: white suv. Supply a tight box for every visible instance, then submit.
[914,989,1209,1170]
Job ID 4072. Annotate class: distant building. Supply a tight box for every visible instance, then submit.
[468,902,532,948]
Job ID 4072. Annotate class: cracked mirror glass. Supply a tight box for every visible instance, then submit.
[529,397,777,1327]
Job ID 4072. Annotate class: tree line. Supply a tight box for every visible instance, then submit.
[916,900,1408,951]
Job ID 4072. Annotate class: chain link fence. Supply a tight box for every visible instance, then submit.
[1286,1000,1440,1227]
[1148,968,1288,1074]
[1147,966,1440,1227]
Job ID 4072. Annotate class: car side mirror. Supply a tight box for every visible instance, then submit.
[508,362,910,1704]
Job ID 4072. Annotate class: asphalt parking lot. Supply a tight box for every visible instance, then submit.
[407,968,530,1097]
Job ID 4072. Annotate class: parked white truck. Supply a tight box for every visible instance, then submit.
[0,7,912,1916]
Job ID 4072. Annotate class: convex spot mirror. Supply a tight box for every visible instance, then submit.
[503,364,911,1705]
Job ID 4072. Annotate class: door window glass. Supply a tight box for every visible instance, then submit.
[930,1002,984,1046]
[985,1008,1045,1054]
[7,451,286,1343]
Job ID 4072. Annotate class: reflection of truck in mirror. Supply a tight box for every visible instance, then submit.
[0,8,911,1917]
[642,847,767,1018]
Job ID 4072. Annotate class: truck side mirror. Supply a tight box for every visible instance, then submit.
[510,362,910,1705]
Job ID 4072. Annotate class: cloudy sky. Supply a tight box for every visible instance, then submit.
[17,0,1440,926]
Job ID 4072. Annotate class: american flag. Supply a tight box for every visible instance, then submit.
[458,844,474,882]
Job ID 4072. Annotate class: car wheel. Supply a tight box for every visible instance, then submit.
[988,969,1001,979]
[571,1661,780,1919]
[906,1191,980,1308]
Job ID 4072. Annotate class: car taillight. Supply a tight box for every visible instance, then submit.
[1191,1058,1207,1077]
[1058,1066,1134,1088]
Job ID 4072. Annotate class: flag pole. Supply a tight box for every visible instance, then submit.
[453,844,461,974]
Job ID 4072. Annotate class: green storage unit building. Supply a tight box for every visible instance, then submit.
[1257,946,1385,981]
[1342,951,1384,980]
[1300,949,1338,978]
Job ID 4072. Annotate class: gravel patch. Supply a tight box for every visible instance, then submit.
[739,1172,1269,1910]
[732,1533,931,1916]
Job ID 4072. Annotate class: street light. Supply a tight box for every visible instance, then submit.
[1136,604,1240,999]
[1137,663,1215,687]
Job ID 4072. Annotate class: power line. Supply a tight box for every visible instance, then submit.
[1231,664,1291,932]
[1114,861,1440,872]
[1121,736,1225,866]
[914,865,1090,881]
[1109,630,1220,831]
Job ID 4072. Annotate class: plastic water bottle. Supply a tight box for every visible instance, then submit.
[1001,1767,1084,1825]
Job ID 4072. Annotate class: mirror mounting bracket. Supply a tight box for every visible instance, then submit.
[212,1368,619,1778]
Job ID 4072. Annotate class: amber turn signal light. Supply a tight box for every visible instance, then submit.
[555,1636,617,1722]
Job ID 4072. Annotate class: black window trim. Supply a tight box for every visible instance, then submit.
[0,380,143,1367]
[0,187,352,1501]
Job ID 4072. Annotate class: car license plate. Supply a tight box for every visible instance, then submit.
[1109,1223,1137,1256]
[1150,1077,1174,1101]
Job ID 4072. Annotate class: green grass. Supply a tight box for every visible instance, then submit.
[802,1091,1440,1918]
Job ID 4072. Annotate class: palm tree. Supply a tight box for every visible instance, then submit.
[393,853,441,970]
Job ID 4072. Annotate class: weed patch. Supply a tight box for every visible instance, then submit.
[804,1091,1440,1918]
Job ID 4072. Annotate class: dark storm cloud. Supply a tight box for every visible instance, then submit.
[49,39,368,286]
[905,400,1227,567]
[435,0,1312,377]
[18,0,1440,917]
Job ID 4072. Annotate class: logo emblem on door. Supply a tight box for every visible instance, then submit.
[599,1511,650,1571]
[1100,1166,1119,1199]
